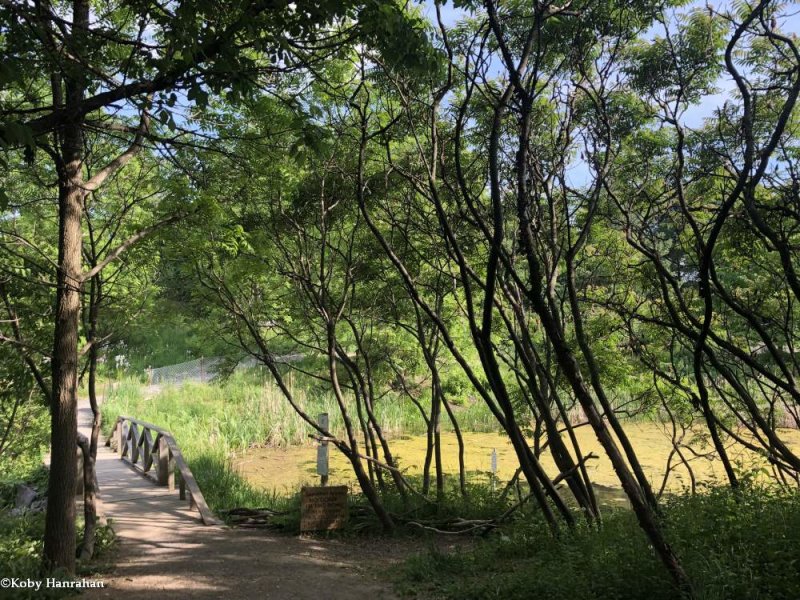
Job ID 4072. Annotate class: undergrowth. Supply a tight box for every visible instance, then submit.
[0,478,116,599]
[399,485,800,600]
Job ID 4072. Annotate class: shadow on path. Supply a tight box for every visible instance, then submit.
[78,402,397,599]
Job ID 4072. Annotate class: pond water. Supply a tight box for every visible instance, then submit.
[232,424,800,504]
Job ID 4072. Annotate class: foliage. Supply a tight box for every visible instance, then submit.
[2,0,800,585]
[400,486,800,600]
[0,402,48,482]
[0,410,113,594]
[0,511,116,599]
[102,372,501,450]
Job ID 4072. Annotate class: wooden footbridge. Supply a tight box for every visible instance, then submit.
[106,415,218,525]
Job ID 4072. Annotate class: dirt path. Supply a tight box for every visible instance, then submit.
[78,402,400,599]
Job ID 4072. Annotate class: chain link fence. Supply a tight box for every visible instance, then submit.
[146,353,303,385]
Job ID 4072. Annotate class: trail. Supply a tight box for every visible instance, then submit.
[77,400,398,599]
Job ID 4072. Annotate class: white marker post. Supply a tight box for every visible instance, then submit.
[317,413,329,486]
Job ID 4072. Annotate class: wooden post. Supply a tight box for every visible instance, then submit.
[120,422,128,458]
[317,413,329,486]
[129,423,140,465]
[157,435,174,489]
[142,429,153,473]
[114,420,122,453]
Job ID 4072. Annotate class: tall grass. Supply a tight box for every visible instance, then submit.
[99,370,500,512]
[102,370,500,450]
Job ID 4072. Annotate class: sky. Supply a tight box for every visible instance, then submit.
[421,0,800,121]
[416,1,800,187]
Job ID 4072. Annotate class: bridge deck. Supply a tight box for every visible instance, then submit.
[78,401,397,599]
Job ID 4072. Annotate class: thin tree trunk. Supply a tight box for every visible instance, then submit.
[76,432,95,560]
[432,379,444,500]
[441,392,467,496]
[327,330,394,531]
[79,274,101,560]
[421,385,435,495]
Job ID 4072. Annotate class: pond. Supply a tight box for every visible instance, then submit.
[232,423,800,505]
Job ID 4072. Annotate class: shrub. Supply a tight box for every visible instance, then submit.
[400,485,800,600]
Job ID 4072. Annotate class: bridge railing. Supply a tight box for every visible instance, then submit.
[106,415,219,525]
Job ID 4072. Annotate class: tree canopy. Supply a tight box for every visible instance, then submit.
[2,0,800,594]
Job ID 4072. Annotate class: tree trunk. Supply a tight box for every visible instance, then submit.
[441,393,467,496]
[327,330,394,532]
[421,381,436,496]
[43,138,83,574]
[43,0,87,574]
[432,381,444,501]
[539,307,694,596]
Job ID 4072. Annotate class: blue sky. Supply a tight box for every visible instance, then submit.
[417,1,800,187]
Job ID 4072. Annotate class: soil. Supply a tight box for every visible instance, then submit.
[80,528,454,599]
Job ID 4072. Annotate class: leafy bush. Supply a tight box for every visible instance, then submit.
[0,512,45,584]
[0,400,49,482]
[0,388,115,595]
[400,485,800,600]
[0,512,116,599]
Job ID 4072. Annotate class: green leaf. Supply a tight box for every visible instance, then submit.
[187,86,210,108]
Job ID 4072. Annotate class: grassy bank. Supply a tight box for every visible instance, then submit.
[103,370,501,447]
[400,485,800,599]
[99,371,502,512]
